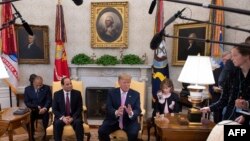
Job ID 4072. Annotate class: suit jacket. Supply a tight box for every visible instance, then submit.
[187,43,203,56]
[210,68,250,122]
[20,43,44,59]
[103,88,141,128]
[24,84,52,110]
[52,89,83,121]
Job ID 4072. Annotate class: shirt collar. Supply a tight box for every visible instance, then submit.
[63,90,70,95]
[120,89,127,95]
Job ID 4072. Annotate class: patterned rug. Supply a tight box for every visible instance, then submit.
[0,125,156,141]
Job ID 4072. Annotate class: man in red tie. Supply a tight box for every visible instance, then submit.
[52,77,84,141]
[98,73,141,141]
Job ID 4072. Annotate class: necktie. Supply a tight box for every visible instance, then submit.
[36,89,39,99]
[119,92,126,129]
[65,93,70,116]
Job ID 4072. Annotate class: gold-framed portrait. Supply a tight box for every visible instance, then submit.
[91,2,128,48]
[172,22,210,66]
[15,24,49,64]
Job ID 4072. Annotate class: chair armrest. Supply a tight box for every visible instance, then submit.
[138,108,145,131]
[82,105,88,124]
[141,108,145,116]
[83,105,87,111]
[48,108,54,126]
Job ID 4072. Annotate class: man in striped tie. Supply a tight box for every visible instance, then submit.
[98,73,141,141]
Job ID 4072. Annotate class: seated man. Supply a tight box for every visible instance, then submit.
[52,77,84,141]
[98,73,141,141]
[24,75,52,141]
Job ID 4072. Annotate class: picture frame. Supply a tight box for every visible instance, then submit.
[15,24,49,64]
[172,22,210,66]
[91,2,128,48]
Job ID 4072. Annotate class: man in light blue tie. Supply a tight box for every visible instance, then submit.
[98,73,141,141]
[24,75,52,141]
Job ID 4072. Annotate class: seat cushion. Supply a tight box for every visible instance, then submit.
[46,123,90,136]
[109,129,142,140]
[110,130,128,141]
[83,123,90,133]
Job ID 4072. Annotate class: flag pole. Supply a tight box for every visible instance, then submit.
[9,86,12,107]
[163,34,250,47]
[178,15,250,33]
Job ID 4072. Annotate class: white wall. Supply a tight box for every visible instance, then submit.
[1,0,250,108]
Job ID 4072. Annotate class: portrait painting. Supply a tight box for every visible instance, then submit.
[15,24,49,64]
[172,22,210,66]
[91,2,128,48]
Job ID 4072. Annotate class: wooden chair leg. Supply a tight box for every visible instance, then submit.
[85,133,91,141]
[35,120,38,129]
[147,118,153,141]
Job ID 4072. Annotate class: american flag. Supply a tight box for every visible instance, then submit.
[151,0,170,99]
[210,0,224,65]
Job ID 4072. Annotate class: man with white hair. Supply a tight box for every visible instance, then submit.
[100,15,120,42]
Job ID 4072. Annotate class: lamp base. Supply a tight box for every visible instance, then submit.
[187,108,202,125]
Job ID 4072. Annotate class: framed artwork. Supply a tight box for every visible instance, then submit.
[172,22,210,66]
[91,2,128,48]
[15,24,49,64]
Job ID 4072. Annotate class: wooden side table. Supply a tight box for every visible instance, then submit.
[155,113,215,141]
[0,107,32,141]
[16,93,24,107]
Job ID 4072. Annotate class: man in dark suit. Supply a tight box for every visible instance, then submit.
[179,33,204,60]
[98,73,141,141]
[19,35,44,59]
[24,75,52,141]
[52,77,84,141]
[187,33,203,56]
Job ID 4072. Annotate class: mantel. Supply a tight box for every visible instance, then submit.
[69,64,152,69]
[69,64,152,82]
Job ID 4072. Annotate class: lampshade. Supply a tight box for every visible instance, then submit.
[178,56,215,89]
[0,57,9,79]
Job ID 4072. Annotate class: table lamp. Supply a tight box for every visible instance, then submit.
[178,55,214,124]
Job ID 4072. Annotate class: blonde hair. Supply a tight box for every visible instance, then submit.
[118,73,132,81]
[160,78,174,92]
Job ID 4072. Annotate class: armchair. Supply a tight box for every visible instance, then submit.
[46,80,91,141]
[110,80,146,140]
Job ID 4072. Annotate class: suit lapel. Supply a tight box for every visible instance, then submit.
[70,91,73,110]
[61,91,66,113]
[115,88,122,107]
[37,87,45,101]
[125,90,132,106]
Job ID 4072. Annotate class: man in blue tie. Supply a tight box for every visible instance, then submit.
[24,75,52,141]
[52,77,84,141]
[98,73,141,141]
